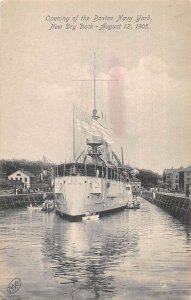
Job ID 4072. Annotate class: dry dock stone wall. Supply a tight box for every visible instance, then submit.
[142,191,191,224]
[0,193,54,210]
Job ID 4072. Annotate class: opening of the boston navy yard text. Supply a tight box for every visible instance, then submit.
[45,14,152,31]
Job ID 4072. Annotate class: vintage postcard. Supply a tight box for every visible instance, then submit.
[0,0,191,299]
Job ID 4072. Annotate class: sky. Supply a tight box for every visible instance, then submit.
[0,0,191,173]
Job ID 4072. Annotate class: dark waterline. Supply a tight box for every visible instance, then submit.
[0,198,191,300]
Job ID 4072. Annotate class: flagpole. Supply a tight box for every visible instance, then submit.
[73,104,76,162]
[94,52,96,111]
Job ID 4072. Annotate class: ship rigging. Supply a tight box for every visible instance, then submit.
[54,54,133,219]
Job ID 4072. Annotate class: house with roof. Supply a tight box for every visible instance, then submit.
[163,168,183,190]
[8,170,36,189]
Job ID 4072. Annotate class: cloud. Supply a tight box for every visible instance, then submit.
[1,56,190,171]
[105,56,191,171]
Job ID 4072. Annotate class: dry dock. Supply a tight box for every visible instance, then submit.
[142,191,191,224]
[0,193,54,210]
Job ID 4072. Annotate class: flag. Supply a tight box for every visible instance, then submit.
[76,119,96,135]
[75,106,96,136]
[91,120,113,144]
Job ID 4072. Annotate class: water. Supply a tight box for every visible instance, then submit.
[0,198,191,300]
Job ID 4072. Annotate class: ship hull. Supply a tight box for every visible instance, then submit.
[55,204,127,221]
[54,175,133,219]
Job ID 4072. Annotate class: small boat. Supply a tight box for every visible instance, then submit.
[82,212,99,221]
[41,205,54,212]
[41,200,55,212]
[126,201,134,209]
[126,197,140,209]
[133,199,140,209]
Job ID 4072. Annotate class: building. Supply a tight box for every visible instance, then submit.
[131,177,141,194]
[163,169,172,190]
[178,166,191,190]
[8,170,36,189]
[163,168,184,190]
[163,166,190,191]
[170,169,180,190]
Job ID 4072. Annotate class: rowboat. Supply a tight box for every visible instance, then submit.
[126,197,140,209]
[82,212,99,221]
[41,200,55,212]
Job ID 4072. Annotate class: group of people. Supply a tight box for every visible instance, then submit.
[42,199,54,211]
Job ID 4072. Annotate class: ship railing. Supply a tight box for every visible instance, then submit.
[87,137,103,144]
[58,165,130,182]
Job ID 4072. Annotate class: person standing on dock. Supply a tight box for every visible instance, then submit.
[43,191,47,200]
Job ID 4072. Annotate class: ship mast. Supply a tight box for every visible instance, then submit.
[73,104,76,162]
[92,52,100,121]
[72,53,118,164]
[94,52,96,111]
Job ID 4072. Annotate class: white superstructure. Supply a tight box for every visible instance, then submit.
[54,135,133,219]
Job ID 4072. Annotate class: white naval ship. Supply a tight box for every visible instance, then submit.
[54,56,133,220]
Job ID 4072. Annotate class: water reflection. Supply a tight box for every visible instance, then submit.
[42,213,139,299]
[0,199,191,299]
